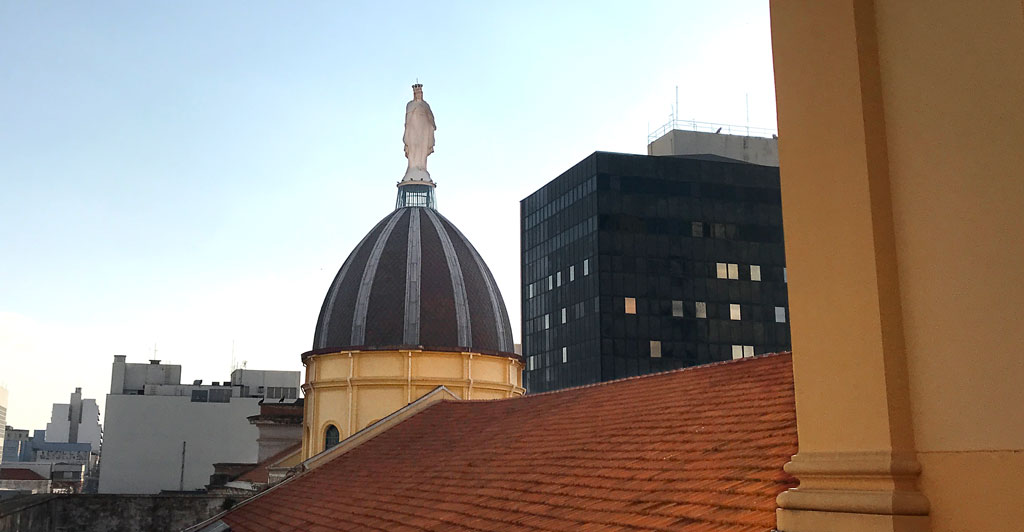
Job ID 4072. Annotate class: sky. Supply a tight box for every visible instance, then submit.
[0,1,777,431]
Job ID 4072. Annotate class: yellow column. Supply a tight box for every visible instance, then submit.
[770,1,927,530]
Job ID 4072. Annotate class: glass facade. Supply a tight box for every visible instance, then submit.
[521,152,791,393]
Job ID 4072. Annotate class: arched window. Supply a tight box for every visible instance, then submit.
[324,424,340,450]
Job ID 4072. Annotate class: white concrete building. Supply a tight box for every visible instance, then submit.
[0,386,7,464]
[647,122,779,167]
[44,387,103,453]
[98,356,300,494]
[230,369,299,401]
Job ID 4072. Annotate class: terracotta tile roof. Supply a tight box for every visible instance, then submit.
[237,443,303,484]
[0,468,48,481]
[219,353,796,532]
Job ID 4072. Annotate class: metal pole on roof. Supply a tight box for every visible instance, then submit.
[179,441,186,491]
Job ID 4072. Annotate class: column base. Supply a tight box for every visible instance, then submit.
[775,451,930,531]
[777,508,930,532]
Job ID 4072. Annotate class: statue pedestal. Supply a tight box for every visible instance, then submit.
[402,167,431,183]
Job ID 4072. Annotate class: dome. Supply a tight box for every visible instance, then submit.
[313,206,515,356]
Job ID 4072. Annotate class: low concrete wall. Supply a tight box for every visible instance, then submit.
[0,493,233,532]
[0,480,50,494]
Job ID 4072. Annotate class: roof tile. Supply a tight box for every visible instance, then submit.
[0,468,48,481]
[219,353,796,531]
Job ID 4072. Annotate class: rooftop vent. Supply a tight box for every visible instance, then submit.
[192,380,203,385]
[149,359,161,365]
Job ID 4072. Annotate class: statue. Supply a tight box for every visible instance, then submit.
[402,83,436,183]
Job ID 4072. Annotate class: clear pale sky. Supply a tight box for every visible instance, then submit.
[0,1,777,430]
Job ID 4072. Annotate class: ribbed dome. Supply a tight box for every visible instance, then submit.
[313,206,514,356]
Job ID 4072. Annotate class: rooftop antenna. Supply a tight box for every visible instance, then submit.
[746,93,750,136]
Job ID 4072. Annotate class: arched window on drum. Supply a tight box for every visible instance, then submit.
[324,425,340,450]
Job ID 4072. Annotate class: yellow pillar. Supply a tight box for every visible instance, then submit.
[771,1,1024,531]
[770,1,926,530]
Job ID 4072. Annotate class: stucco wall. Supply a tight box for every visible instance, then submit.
[99,395,259,494]
[255,423,301,463]
[302,349,524,459]
[875,2,1024,529]
[0,494,229,532]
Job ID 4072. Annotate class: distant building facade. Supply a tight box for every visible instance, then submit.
[521,146,790,392]
[31,436,94,469]
[44,387,103,453]
[98,356,300,494]
[0,427,94,495]
[2,427,31,463]
[0,386,7,464]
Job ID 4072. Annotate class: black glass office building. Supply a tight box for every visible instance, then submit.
[521,152,790,393]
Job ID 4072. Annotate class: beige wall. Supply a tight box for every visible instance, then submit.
[876,0,1024,451]
[771,1,1024,531]
[301,349,523,459]
[648,129,780,166]
[878,2,1024,529]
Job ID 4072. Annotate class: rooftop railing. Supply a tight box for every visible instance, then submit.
[648,119,778,144]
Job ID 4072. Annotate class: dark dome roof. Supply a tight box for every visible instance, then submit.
[313,207,515,356]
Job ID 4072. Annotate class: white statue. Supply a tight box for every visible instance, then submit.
[402,83,436,182]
